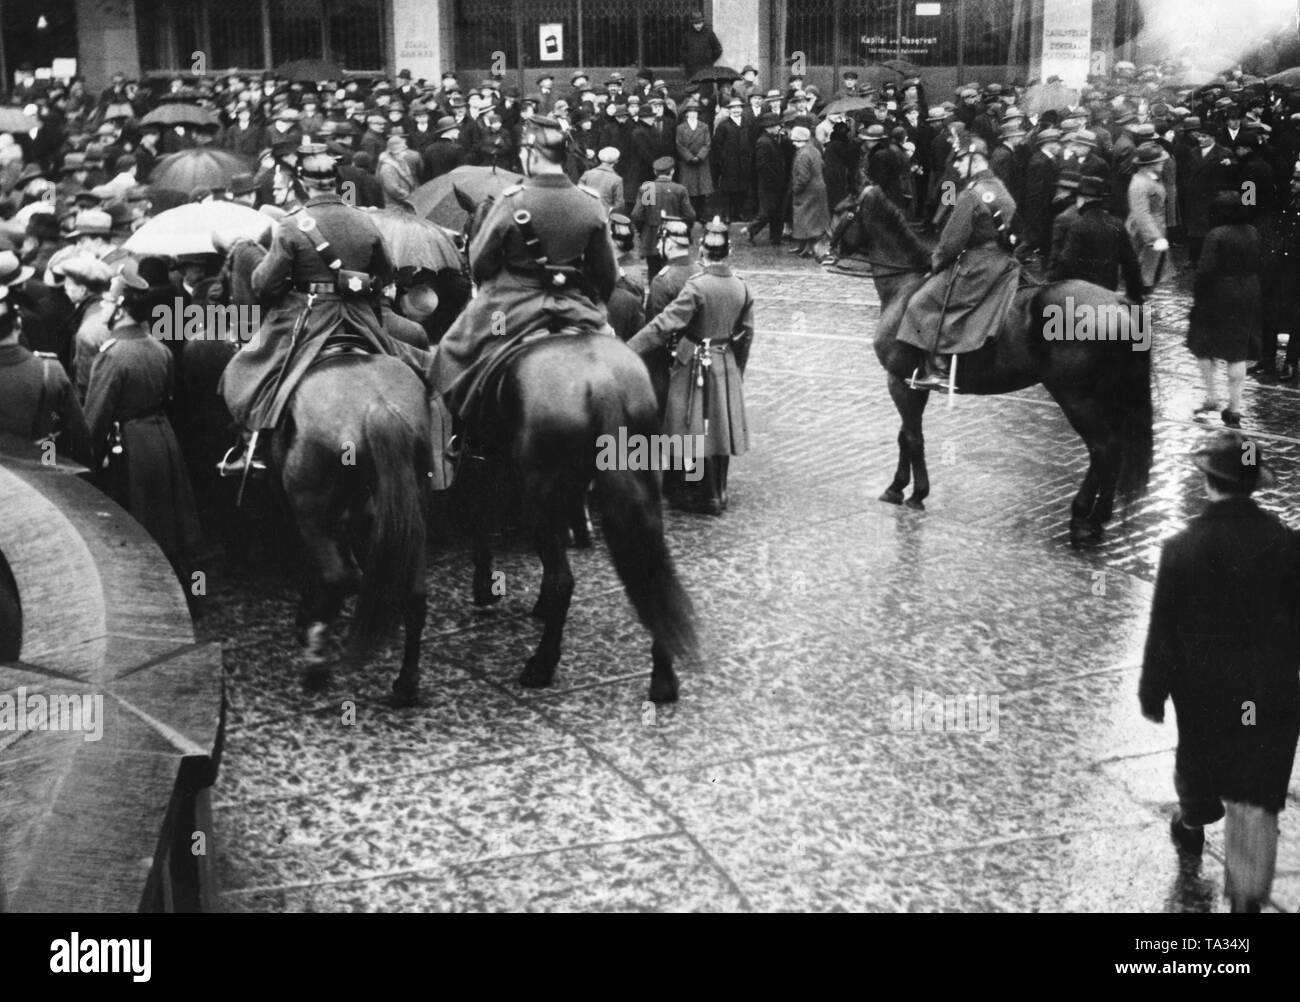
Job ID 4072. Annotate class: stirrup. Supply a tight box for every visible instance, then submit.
[907,366,954,393]
[216,445,267,479]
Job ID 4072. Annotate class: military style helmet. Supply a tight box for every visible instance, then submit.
[659,214,691,249]
[521,114,568,153]
[296,142,338,183]
[701,216,730,259]
[608,211,635,252]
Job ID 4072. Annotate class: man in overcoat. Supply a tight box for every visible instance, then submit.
[1141,431,1300,912]
[631,157,696,282]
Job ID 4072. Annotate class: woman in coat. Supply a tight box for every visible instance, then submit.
[85,271,202,578]
[1188,193,1262,428]
[788,126,830,258]
[675,100,713,223]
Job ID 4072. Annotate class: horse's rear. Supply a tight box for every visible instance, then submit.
[274,354,433,703]
[485,333,696,702]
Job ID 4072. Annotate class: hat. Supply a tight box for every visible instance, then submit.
[1182,116,1205,132]
[1035,128,1063,146]
[386,134,408,152]
[1065,129,1098,149]
[96,121,118,136]
[0,251,35,287]
[999,120,1027,140]
[926,105,949,123]
[789,125,812,143]
[1131,123,1156,139]
[115,154,138,172]
[59,153,87,174]
[276,106,301,121]
[842,70,860,80]
[597,146,620,164]
[652,155,675,174]
[1133,142,1169,166]
[701,216,729,258]
[1056,169,1082,191]
[726,97,743,109]
[25,211,61,242]
[1077,174,1108,200]
[570,71,589,84]
[742,65,758,76]
[681,98,701,112]
[607,72,625,84]
[522,114,568,152]
[1191,430,1275,491]
[659,214,691,247]
[68,209,113,238]
[860,124,887,142]
[53,254,112,289]
[608,211,635,248]
[690,9,705,21]
[756,112,781,129]
[959,87,979,99]
[434,115,460,136]
[765,89,783,101]
[953,134,989,159]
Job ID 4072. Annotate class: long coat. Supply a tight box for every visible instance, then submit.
[627,262,753,458]
[752,133,787,215]
[0,341,91,464]
[1126,170,1167,287]
[1140,497,1300,813]
[712,116,752,194]
[1050,203,1146,299]
[675,120,713,197]
[219,193,412,430]
[85,324,201,570]
[1185,143,1238,239]
[1024,150,1061,252]
[899,172,1019,356]
[630,178,696,256]
[1188,222,1262,363]
[790,144,830,240]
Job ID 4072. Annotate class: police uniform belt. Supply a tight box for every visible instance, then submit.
[295,279,378,297]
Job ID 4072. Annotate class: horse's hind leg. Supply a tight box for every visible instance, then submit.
[392,580,427,707]
[292,494,352,689]
[462,459,501,608]
[882,376,930,509]
[1049,390,1118,546]
[520,485,575,689]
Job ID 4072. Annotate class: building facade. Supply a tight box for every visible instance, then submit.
[10,1,1141,97]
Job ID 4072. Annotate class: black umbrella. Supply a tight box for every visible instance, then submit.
[149,148,253,197]
[141,104,221,128]
[276,58,345,83]
[410,165,523,230]
[690,65,742,84]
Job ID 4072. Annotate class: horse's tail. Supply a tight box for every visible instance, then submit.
[1110,321,1154,504]
[351,400,427,653]
[594,400,697,663]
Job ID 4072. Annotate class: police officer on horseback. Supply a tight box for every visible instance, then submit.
[217,143,432,477]
[429,114,618,457]
[899,134,1020,392]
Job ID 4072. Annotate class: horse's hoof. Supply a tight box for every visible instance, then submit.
[302,664,332,692]
[531,594,559,620]
[472,589,502,609]
[648,676,680,705]
[519,655,555,689]
[879,489,905,506]
[569,529,593,549]
[904,496,926,511]
[389,680,420,708]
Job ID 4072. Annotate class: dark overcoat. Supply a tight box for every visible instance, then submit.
[1140,497,1300,813]
[1050,202,1146,299]
[1184,143,1238,238]
[675,120,713,197]
[752,133,787,215]
[790,144,830,240]
[712,116,752,194]
[1188,222,1262,362]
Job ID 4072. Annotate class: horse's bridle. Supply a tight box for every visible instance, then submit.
[830,185,929,276]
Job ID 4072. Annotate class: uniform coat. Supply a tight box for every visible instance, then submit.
[219,193,410,429]
[606,273,645,341]
[429,174,618,412]
[645,259,701,322]
[0,340,91,463]
[790,143,830,240]
[1126,170,1167,287]
[627,262,752,458]
[899,171,1020,356]
[675,120,714,198]
[1188,221,1263,363]
[577,163,624,214]
[85,324,201,569]
[1140,497,1300,815]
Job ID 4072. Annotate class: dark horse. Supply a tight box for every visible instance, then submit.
[832,186,1153,544]
[273,354,433,704]
[458,196,696,703]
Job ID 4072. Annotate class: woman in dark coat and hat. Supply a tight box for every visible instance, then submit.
[84,267,202,578]
[1140,430,1300,912]
[789,125,830,258]
[1188,192,1262,428]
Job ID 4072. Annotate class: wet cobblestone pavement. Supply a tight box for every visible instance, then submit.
[202,237,1300,912]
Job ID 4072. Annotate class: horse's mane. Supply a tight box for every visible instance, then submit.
[861,188,930,269]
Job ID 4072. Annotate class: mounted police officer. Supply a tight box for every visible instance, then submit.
[429,114,618,449]
[899,134,1019,391]
[628,218,753,515]
[217,143,432,477]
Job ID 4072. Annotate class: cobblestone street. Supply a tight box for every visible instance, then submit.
[205,236,1300,912]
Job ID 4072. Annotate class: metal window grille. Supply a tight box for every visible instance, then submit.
[330,0,383,70]
[270,0,325,65]
[581,0,637,69]
[208,0,263,70]
[642,0,700,69]
[454,0,514,71]
[785,0,836,68]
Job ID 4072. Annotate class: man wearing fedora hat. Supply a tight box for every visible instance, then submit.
[420,115,468,182]
[1049,174,1145,300]
[712,96,753,224]
[859,123,910,212]
[1141,430,1300,912]
[1126,142,1171,292]
[746,112,787,246]
[1183,116,1237,265]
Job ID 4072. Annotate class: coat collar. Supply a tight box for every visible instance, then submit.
[0,341,32,366]
[1198,495,1265,520]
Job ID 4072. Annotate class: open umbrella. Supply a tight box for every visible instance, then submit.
[410,165,523,230]
[881,58,922,77]
[149,148,253,197]
[141,103,220,129]
[100,101,136,122]
[820,96,874,117]
[368,208,464,271]
[1266,67,1300,88]
[690,65,742,84]
[122,200,271,256]
[275,58,344,83]
[0,108,38,132]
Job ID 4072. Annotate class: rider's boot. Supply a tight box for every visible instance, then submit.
[217,428,268,478]
[908,351,955,392]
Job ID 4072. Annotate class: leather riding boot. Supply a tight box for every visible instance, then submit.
[908,351,954,392]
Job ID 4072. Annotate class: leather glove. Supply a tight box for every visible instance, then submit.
[1152,238,1169,252]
